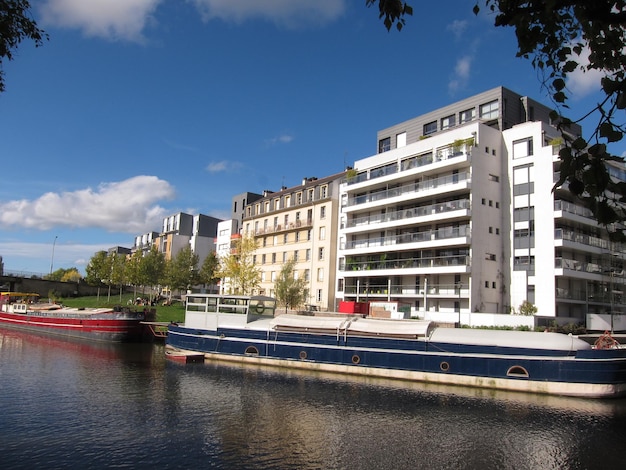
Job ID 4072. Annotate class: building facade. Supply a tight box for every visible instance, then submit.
[335,86,622,325]
[241,174,345,311]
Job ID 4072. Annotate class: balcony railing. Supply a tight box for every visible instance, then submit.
[345,172,469,208]
[342,283,467,297]
[346,147,470,186]
[344,198,470,229]
[342,254,470,272]
[253,219,313,236]
[342,224,470,250]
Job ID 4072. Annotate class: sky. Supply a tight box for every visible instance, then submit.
[0,0,618,275]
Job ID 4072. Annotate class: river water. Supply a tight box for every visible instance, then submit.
[1,328,626,470]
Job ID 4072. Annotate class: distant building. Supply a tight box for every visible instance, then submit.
[242,174,345,311]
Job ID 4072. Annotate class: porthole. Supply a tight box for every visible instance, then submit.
[299,351,307,360]
[351,355,361,364]
[440,361,450,372]
[244,346,259,356]
[507,365,529,378]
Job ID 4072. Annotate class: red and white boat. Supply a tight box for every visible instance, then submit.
[0,292,155,342]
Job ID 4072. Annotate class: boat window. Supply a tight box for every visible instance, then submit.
[440,361,450,372]
[351,355,361,364]
[245,346,259,356]
[506,366,529,378]
[299,351,307,360]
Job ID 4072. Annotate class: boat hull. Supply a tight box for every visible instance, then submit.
[0,312,147,343]
[167,324,626,398]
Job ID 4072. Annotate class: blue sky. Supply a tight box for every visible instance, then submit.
[0,0,616,275]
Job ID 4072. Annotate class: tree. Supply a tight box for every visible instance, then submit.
[125,250,144,299]
[85,251,109,302]
[370,1,626,238]
[46,267,81,282]
[199,251,220,290]
[109,252,127,303]
[0,0,48,92]
[164,246,199,294]
[274,259,308,313]
[518,300,538,316]
[218,234,261,296]
[140,246,166,300]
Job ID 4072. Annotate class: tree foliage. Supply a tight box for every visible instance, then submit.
[0,0,47,92]
[164,246,199,293]
[199,251,220,287]
[84,251,109,287]
[46,267,81,282]
[373,0,626,238]
[140,246,166,295]
[274,259,308,312]
[218,234,260,296]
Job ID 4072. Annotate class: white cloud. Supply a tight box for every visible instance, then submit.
[565,44,604,98]
[0,176,175,233]
[265,134,294,146]
[39,0,161,42]
[446,20,468,39]
[448,55,473,94]
[191,0,346,28]
[206,160,243,173]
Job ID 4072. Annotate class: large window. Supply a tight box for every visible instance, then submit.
[441,114,456,130]
[480,100,499,120]
[378,137,391,153]
[459,108,475,123]
[513,137,534,158]
[423,121,437,135]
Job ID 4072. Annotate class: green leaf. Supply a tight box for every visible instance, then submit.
[553,78,566,91]
[562,61,578,73]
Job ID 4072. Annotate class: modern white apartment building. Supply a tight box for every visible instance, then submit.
[335,86,623,326]
[242,173,344,311]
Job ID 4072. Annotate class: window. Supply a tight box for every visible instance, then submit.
[320,206,326,219]
[306,249,311,261]
[316,289,323,302]
[459,108,475,123]
[319,226,326,240]
[295,231,300,242]
[396,132,406,148]
[294,250,299,261]
[307,229,312,241]
[486,253,496,261]
[480,100,499,120]
[488,174,499,182]
[253,255,257,264]
[284,214,289,226]
[304,269,310,281]
[271,271,276,282]
[296,192,302,205]
[262,237,267,247]
[317,268,324,281]
[318,247,325,260]
[321,185,328,198]
[513,137,534,158]
[272,253,276,263]
[273,216,278,228]
[285,195,291,207]
[423,121,437,135]
[261,272,266,282]
[308,189,314,201]
[262,254,266,264]
[441,114,455,130]
[283,233,288,244]
[379,137,391,153]
[282,252,287,263]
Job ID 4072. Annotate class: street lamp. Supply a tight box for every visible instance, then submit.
[50,235,58,275]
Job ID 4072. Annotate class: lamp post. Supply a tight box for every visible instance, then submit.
[50,235,58,275]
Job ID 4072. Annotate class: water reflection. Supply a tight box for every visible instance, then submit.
[2,328,626,470]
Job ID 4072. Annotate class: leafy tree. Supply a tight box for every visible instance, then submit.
[218,234,260,296]
[164,246,199,294]
[46,267,81,282]
[109,252,127,303]
[0,0,48,92]
[140,245,166,300]
[199,251,220,289]
[85,251,109,301]
[125,250,143,298]
[518,300,538,316]
[371,1,626,238]
[274,259,308,313]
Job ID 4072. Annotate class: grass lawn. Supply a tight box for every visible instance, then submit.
[59,293,186,323]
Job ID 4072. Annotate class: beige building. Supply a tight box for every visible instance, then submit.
[242,173,345,311]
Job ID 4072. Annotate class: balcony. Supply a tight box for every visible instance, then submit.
[254,219,313,236]
[344,172,469,208]
[344,198,469,230]
[342,254,470,273]
[342,224,470,250]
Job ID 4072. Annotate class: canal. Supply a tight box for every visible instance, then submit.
[1,328,625,469]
